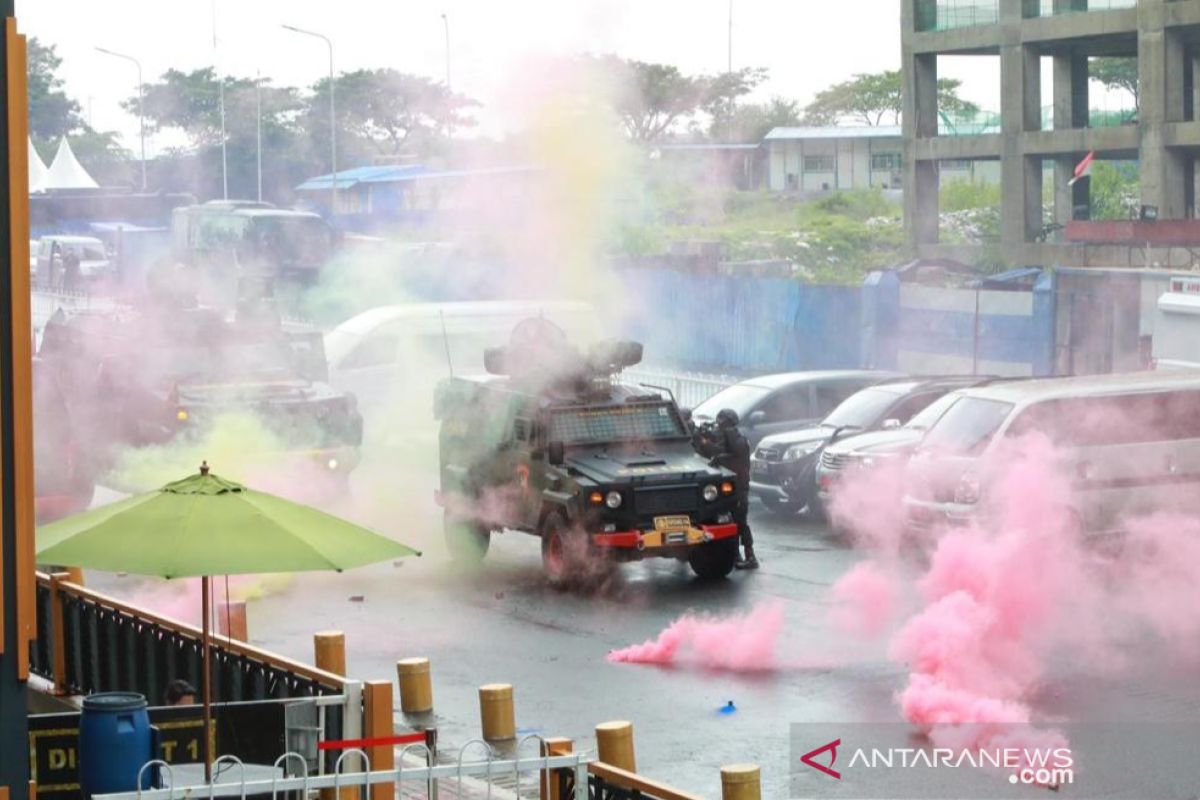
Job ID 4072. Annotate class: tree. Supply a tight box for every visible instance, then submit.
[28,37,85,141]
[802,70,978,126]
[604,58,709,142]
[717,96,802,142]
[304,69,477,162]
[1090,57,1138,111]
[702,67,769,140]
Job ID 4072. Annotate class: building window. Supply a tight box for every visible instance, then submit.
[803,155,835,172]
[871,153,901,171]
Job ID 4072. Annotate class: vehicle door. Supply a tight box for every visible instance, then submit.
[743,383,816,446]
[328,324,402,430]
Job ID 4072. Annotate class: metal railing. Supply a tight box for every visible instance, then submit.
[30,572,353,749]
[623,367,737,410]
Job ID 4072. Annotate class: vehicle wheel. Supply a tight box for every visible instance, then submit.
[443,510,491,563]
[805,494,828,522]
[762,496,803,517]
[540,510,592,588]
[688,538,738,580]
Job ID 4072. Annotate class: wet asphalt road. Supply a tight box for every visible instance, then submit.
[92,481,1200,799]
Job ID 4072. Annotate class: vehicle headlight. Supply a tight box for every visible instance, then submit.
[176,409,189,422]
[702,484,719,502]
[605,490,623,509]
[327,458,340,471]
[783,444,814,461]
[954,472,981,505]
[860,456,875,468]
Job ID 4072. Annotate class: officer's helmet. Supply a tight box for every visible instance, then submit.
[716,408,739,429]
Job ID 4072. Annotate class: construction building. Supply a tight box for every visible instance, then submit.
[902,0,1200,268]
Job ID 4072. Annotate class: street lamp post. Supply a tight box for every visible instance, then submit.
[441,13,450,90]
[95,46,147,191]
[282,24,336,217]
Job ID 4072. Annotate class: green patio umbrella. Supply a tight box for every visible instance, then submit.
[37,462,420,781]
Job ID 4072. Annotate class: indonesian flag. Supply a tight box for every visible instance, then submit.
[1069,150,1095,186]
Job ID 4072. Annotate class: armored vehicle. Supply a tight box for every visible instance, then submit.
[435,319,742,585]
[37,300,362,490]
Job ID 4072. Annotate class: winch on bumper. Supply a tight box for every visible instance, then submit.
[591,521,739,559]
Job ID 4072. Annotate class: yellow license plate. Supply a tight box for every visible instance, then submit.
[654,515,691,531]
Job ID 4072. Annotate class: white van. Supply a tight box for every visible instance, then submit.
[903,371,1200,534]
[325,300,599,432]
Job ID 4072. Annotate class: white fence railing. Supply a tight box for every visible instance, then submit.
[624,367,739,409]
[97,744,592,800]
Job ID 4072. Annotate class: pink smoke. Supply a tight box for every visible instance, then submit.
[830,561,903,639]
[607,602,784,672]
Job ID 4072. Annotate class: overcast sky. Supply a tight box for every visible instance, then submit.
[19,0,1020,154]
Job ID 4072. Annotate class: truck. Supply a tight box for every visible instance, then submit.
[434,319,742,586]
[36,300,362,492]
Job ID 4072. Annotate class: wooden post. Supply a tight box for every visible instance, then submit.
[720,764,761,800]
[48,573,69,694]
[313,631,346,675]
[595,721,636,772]
[64,567,83,586]
[540,737,573,800]
[363,681,394,800]
[478,683,515,741]
[216,602,247,641]
[313,632,348,800]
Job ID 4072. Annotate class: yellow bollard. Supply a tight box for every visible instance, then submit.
[314,631,346,676]
[396,657,434,713]
[217,602,247,641]
[479,683,516,741]
[595,721,636,772]
[65,567,84,586]
[720,764,761,800]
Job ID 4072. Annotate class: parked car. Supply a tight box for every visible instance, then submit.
[34,235,113,291]
[690,370,900,449]
[904,371,1200,535]
[750,376,989,516]
[815,377,1006,508]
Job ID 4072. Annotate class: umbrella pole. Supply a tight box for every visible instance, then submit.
[202,575,213,783]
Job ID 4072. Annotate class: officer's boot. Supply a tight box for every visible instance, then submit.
[735,545,759,570]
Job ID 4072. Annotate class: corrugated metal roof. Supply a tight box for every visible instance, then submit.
[296,164,536,192]
[763,125,903,141]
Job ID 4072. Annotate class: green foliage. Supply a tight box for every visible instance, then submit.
[28,37,84,140]
[812,188,895,220]
[939,179,1000,212]
[1089,161,1139,221]
[802,70,978,127]
[714,97,802,143]
[1090,58,1138,110]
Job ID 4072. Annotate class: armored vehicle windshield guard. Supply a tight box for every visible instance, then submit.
[435,320,741,584]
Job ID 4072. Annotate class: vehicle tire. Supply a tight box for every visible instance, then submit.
[762,496,803,517]
[540,510,592,588]
[805,493,828,523]
[688,538,738,580]
[443,510,491,563]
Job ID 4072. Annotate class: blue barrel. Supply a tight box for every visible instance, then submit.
[79,692,155,798]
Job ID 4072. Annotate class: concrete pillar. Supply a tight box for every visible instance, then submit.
[720,764,762,800]
[396,657,434,713]
[595,721,636,772]
[1053,49,1090,226]
[903,43,939,248]
[1000,0,1042,247]
[1139,0,1188,219]
[479,683,516,741]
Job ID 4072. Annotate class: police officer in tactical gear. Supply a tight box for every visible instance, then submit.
[711,408,758,570]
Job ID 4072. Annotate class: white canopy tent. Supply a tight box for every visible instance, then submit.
[42,137,98,190]
[28,137,48,193]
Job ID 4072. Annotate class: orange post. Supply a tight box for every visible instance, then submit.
[396,657,433,713]
[64,567,84,586]
[217,602,247,641]
[313,631,346,675]
[540,737,573,800]
[363,681,394,800]
[595,721,636,772]
[478,683,516,741]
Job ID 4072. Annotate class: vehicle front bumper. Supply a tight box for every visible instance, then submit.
[903,497,978,531]
[749,455,814,503]
[591,522,739,553]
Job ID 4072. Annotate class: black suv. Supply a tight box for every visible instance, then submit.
[749,376,991,516]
